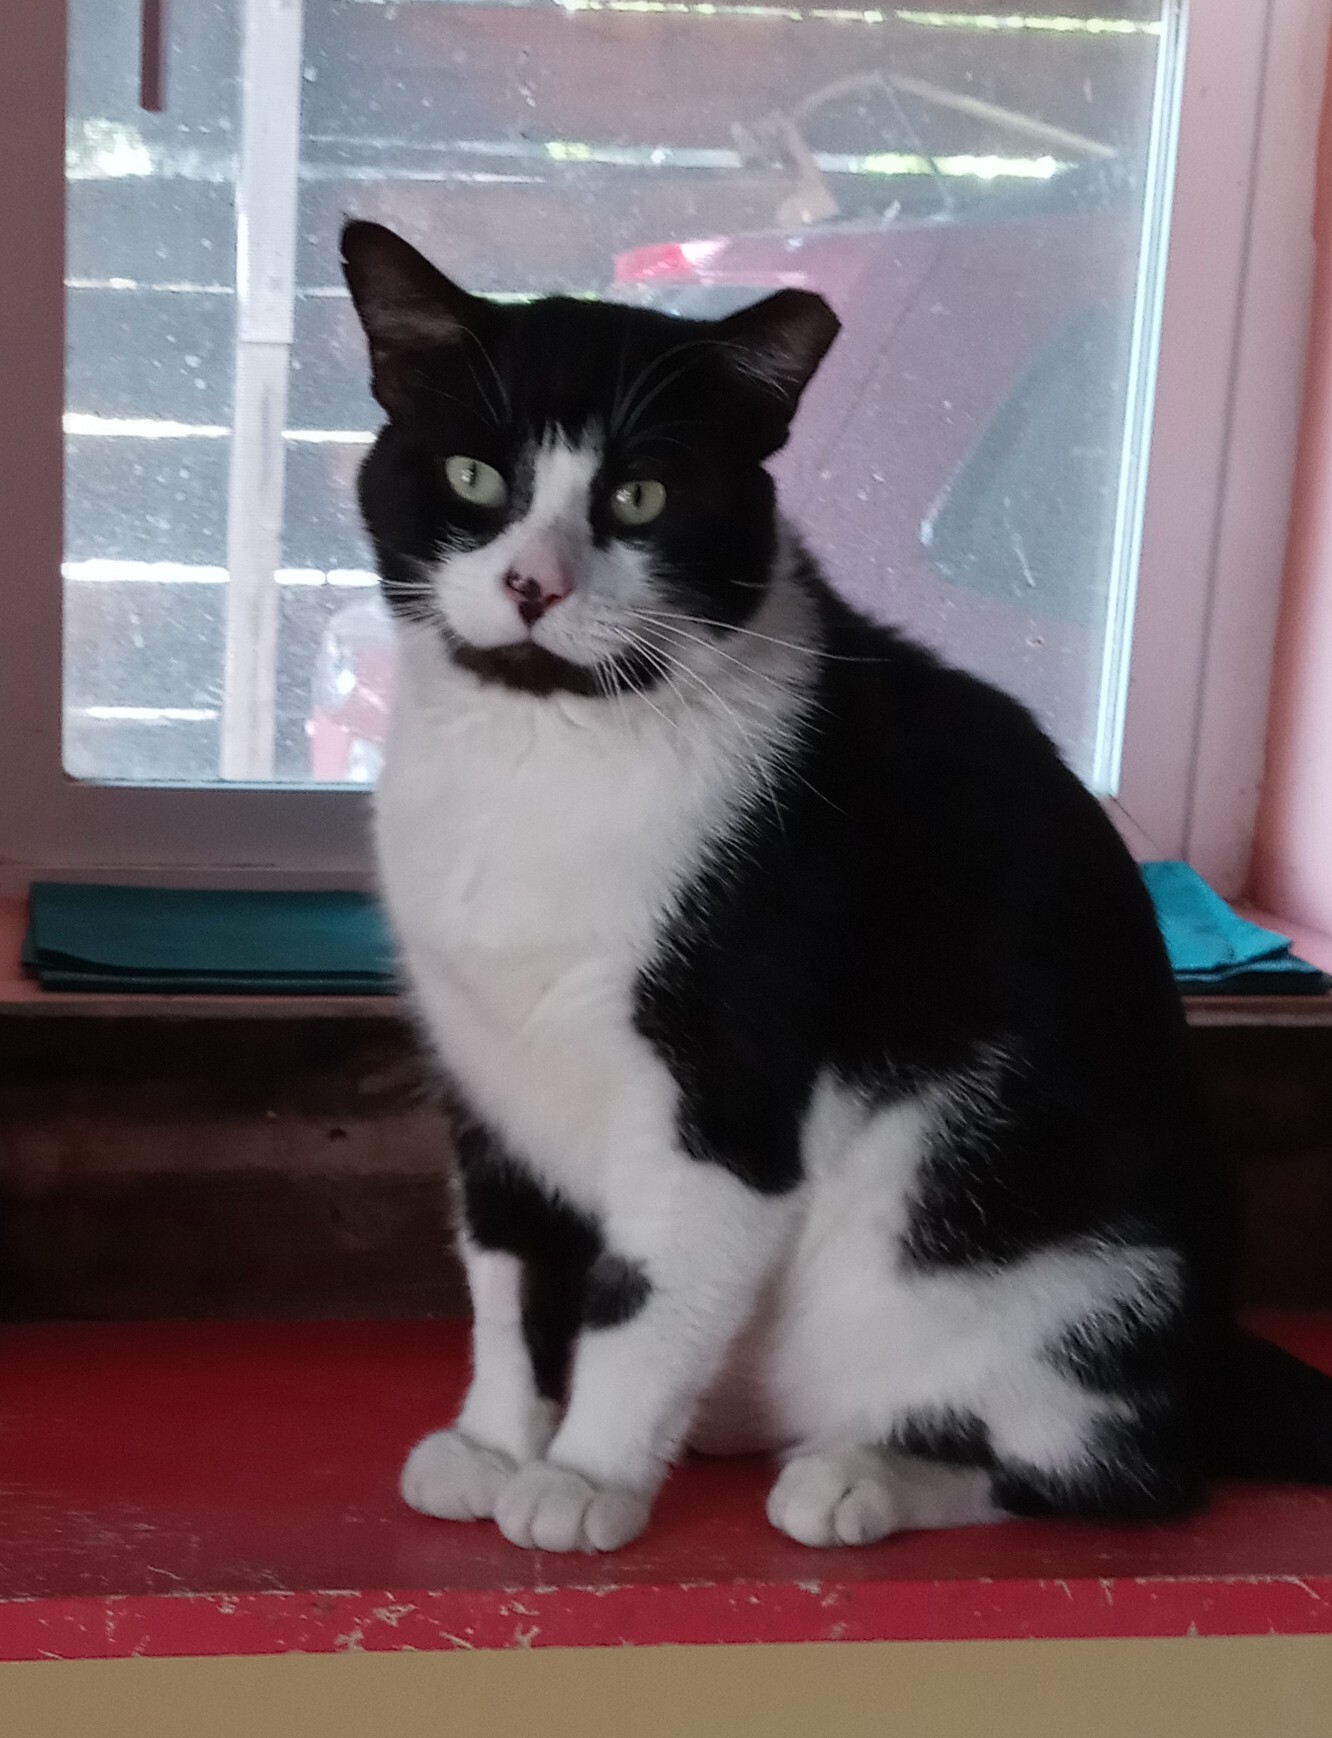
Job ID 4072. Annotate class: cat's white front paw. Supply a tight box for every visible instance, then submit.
[494,1462,650,1552]
[400,1428,518,1521]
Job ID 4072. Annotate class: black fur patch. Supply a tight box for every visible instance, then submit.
[637,574,1223,1255]
[1051,1290,1192,1397]
[584,1254,652,1329]
[443,629,663,699]
[451,1118,650,1397]
[892,1410,994,1470]
[452,1119,599,1401]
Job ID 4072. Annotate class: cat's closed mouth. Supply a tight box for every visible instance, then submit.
[446,629,664,701]
[446,634,602,698]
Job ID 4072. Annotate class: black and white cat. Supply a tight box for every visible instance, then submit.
[341,219,1332,1553]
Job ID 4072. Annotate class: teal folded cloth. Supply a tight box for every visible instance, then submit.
[18,869,1325,999]
[1141,861,1326,994]
[22,883,397,994]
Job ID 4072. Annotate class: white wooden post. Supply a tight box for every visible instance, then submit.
[220,0,305,782]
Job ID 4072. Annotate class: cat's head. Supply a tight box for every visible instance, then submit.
[340,220,838,696]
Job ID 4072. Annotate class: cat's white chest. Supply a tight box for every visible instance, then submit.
[374,645,742,1199]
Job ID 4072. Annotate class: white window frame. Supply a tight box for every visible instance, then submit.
[1111,0,1330,895]
[0,0,1325,897]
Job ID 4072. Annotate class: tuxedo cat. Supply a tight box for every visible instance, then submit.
[341,219,1332,1552]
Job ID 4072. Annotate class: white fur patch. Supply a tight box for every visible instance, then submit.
[376,551,818,1210]
[695,1073,1182,1486]
[452,1242,557,1461]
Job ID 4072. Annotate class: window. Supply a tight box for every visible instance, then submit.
[0,0,1322,888]
[64,0,1176,790]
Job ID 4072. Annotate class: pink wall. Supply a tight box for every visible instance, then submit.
[1251,32,1332,938]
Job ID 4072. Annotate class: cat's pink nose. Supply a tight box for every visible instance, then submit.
[503,555,573,628]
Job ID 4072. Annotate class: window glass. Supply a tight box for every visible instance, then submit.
[64,0,1177,787]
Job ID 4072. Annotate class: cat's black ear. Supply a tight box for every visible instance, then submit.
[717,289,840,441]
[340,220,488,415]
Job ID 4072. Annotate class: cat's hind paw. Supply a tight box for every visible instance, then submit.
[767,1447,903,1547]
[400,1428,517,1522]
[494,1461,650,1552]
[767,1446,1000,1548]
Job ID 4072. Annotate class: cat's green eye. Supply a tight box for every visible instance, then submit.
[610,479,667,528]
[444,455,507,509]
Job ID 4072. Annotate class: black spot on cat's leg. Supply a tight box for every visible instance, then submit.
[522,1254,593,1403]
[584,1254,652,1329]
[892,1409,995,1471]
[452,1115,603,1402]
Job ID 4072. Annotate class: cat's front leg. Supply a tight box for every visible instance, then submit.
[402,1238,559,1521]
[402,1120,584,1523]
[494,1157,791,1552]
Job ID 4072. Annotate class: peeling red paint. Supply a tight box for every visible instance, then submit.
[8,1575,1332,1662]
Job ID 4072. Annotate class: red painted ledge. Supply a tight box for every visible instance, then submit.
[3,1317,1332,1661]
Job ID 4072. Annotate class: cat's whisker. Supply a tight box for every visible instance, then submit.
[606,629,698,736]
[609,340,696,439]
[630,615,834,727]
[571,622,694,742]
[632,619,836,814]
[619,629,792,832]
[637,609,891,666]
[407,377,510,439]
[458,327,509,429]
[382,598,442,626]
[612,339,721,445]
